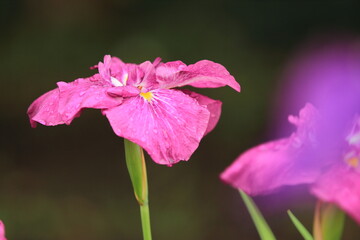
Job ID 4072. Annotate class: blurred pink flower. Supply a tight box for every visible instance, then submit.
[222,38,360,224]
[0,221,7,240]
[221,103,360,224]
[28,55,240,165]
[274,37,360,137]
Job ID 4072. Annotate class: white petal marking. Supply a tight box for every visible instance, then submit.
[111,77,123,87]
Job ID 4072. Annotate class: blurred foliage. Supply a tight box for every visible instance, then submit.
[1,0,360,239]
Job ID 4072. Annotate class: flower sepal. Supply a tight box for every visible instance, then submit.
[124,139,148,205]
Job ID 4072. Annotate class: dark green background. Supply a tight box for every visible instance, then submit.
[1,0,360,239]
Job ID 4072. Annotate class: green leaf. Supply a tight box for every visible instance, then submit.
[287,210,314,240]
[239,190,276,240]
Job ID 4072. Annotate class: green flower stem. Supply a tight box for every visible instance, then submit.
[140,202,152,240]
[313,201,345,240]
[313,202,323,240]
[124,139,152,240]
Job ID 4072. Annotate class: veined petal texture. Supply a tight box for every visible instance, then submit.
[156,60,240,91]
[28,78,121,126]
[103,89,210,165]
[182,90,222,135]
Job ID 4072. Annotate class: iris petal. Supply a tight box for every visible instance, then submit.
[311,165,360,225]
[221,104,322,195]
[103,89,210,165]
[28,78,121,126]
[156,60,240,91]
[182,90,222,135]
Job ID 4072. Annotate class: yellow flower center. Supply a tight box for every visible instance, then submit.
[346,157,359,168]
[140,92,153,101]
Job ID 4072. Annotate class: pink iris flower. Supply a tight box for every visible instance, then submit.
[0,221,6,240]
[221,103,360,224]
[221,39,360,224]
[28,55,240,165]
